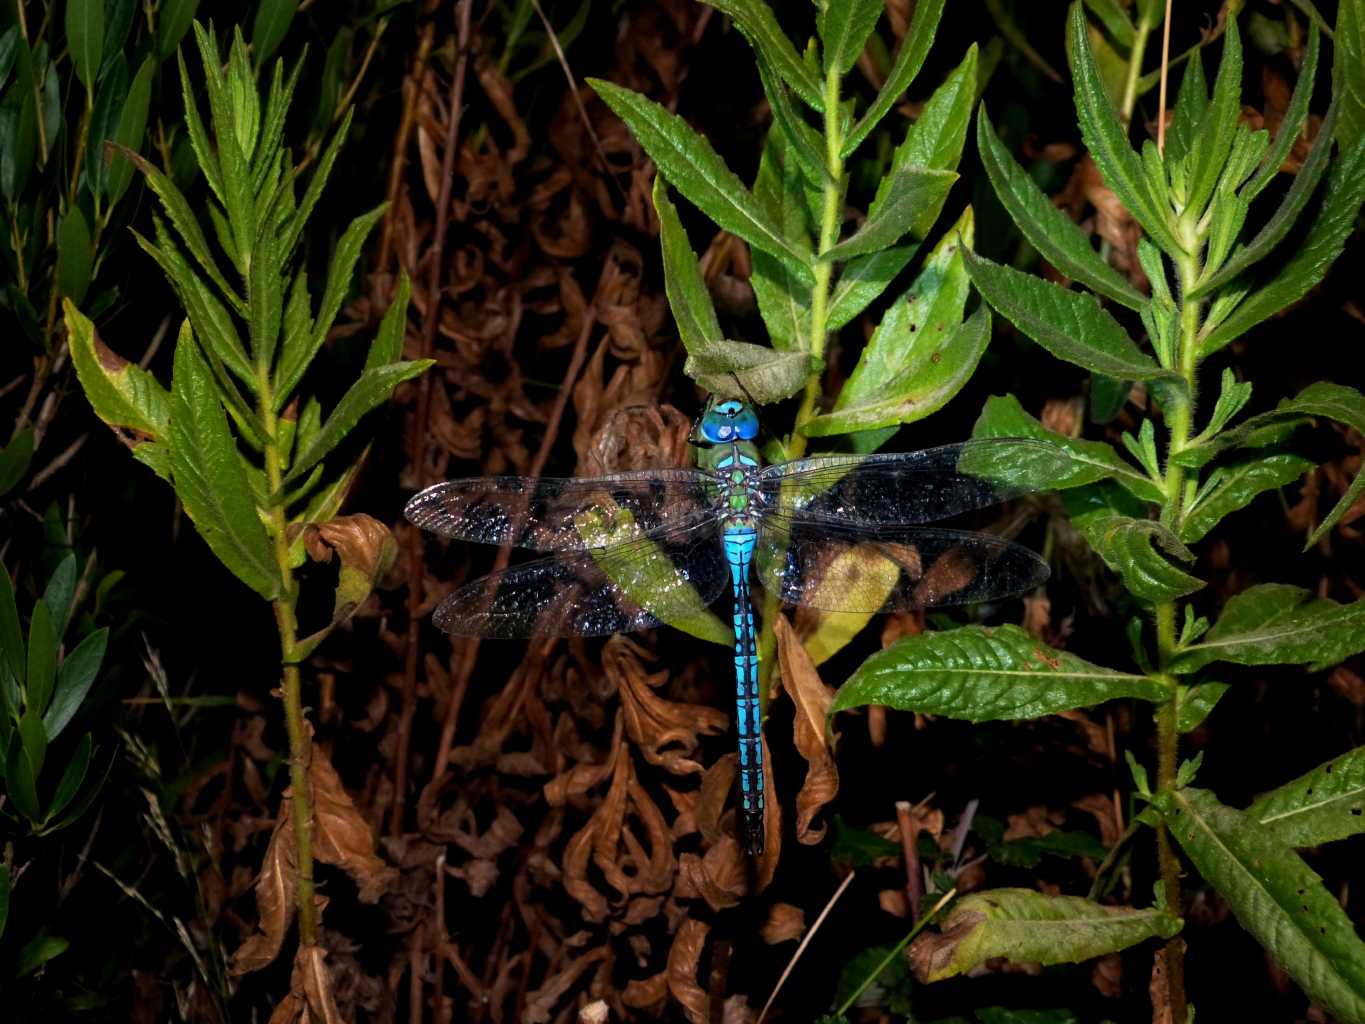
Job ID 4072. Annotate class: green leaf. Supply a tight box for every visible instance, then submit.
[909,889,1179,982]
[1247,21,1319,198]
[654,177,721,354]
[755,56,827,185]
[44,627,107,740]
[684,340,818,404]
[884,42,978,181]
[1066,2,1182,255]
[1336,0,1365,149]
[825,168,957,263]
[976,108,1146,311]
[590,79,813,279]
[751,128,813,352]
[41,554,78,640]
[87,54,128,199]
[818,0,882,76]
[1177,680,1229,732]
[107,54,154,206]
[700,0,823,110]
[964,251,1167,380]
[26,600,58,716]
[67,0,106,93]
[0,563,23,702]
[833,624,1166,721]
[247,222,284,370]
[366,272,411,369]
[168,322,281,599]
[156,0,199,61]
[1069,511,1204,603]
[46,732,92,822]
[972,394,1163,502]
[0,35,37,201]
[1156,787,1365,1021]
[0,426,34,496]
[826,246,918,331]
[1082,0,1136,47]
[1178,453,1314,543]
[843,0,947,155]
[252,0,298,67]
[1201,135,1365,355]
[1250,746,1365,848]
[1183,18,1243,219]
[806,210,985,436]
[16,934,69,978]
[57,207,94,306]
[284,360,434,485]
[1174,584,1365,673]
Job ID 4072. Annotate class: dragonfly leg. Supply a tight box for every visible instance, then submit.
[725,525,764,856]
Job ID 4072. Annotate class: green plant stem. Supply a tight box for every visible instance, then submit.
[259,367,318,947]
[1120,12,1156,123]
[1149,244,1205,1024]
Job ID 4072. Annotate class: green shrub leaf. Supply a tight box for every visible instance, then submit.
[843,0,947,155]
[1178,453,1315,543]
[684,340,818,404]
[1066,499,1204,603]
[44,627,108,741]
[64,300,170,445]
[1336,0,1365,149]
[1156,787,1365,1022]
[1250,746,1365,848]
[107,55,155,207]
[833,624,1166,721]
[825,168,957,263]
[66,0,105,93]
[1182,18,1243,219]
[818,0,883,76]
[654,177,721,355]
[700,0,823,110]
[826,246,918,331]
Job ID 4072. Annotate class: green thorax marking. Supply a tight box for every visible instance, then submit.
[698,440,761,519]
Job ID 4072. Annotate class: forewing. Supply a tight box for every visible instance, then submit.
[756,516,1049,613]
[757,438,1069,527]
[405,469,720,550]
[432,523,729,637]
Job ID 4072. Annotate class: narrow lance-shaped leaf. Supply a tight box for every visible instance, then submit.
[909,889,1180,983]
[1068,507,1205,603]
[64,300,170,443]
[1335,0,1364,149]
[832,624,1167,722]
[976,108,1146,311]
[822,168,957,263]
[700,0,824,111]
[366,272,411,370]
[826,246,918,331]
[1178,454,1315,543]
[684,340,819,404]
[168,322,281,600]
[44,627,108,740]
[843,0,947,155]
[1156,788,1365,1022]
[1183,18,1243,219]
[590,79,814,280]
[57,208,94,306]
[67,0,105,93]
[1249,746,1365,848]
[26,600,57,716]
[108,55,155,206]
[964,250,1168,380]
[819,0,883,76]
[1173,583,1365,673]
[1246,21,1319,199]
[252,0,298,67]
[750,127,813,352]
[653,177,721,355]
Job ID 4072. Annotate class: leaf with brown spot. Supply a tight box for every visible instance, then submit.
[761,903,805,944]
[775,616,840,844]
[310,747,397,903]
[230,803,297,975]
[295,515,398,661]
[666,919,710,1024]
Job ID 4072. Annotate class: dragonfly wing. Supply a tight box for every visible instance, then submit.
[756,516,1049,613]
[405,469,720,550]
[432,522,729,637]
[757,438,1069,526]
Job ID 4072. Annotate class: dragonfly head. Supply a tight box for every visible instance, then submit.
[694,398,759,445]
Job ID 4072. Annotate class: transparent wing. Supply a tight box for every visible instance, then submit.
[756,515,1048,613]
[757,438,1069,527]
[405,469,721,551]
[431,522,729,637]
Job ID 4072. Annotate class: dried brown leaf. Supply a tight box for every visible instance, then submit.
[608,636,728,776]
[775,616,839,844]
[761,903,806,944]
[230,802,298,975]
[524,946,613,1024]
[666,919,710,1024]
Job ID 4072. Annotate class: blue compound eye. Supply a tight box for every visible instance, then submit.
[698,400,759,444]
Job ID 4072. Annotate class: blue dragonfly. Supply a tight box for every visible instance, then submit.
[405,399,1066,855]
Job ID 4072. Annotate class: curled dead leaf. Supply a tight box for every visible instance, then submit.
[524,946,612,1024]
[775,616,839,844]
[761,903,805,944]
[607,636,728,776]
[311,747,398,903]
[230,802,298,975]
[666,919,710,1024]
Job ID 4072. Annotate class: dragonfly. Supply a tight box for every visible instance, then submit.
[405,398,1067,855]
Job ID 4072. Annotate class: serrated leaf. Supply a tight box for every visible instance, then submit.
[57,207,93,305]
[366,273,411,369]
[700,0,823,110]
[1247,21,1319,198]
[685,340,818,404]
[843,0,947,155]
[1250,746,1365,848]
[283,360,434,485]
[751,128,813,351]
[67,0,105,93]
[44,627,107,740]
[1337,0,1365,149]
[590,79,813,279]
[168,322,281,599]
[1177,680,1229,732]
[1183,18,1243,218]
[654,177,721,355]
[818,0,882,76]
[107,55,154,206]
[976,108,1146,311]
[1156,787,1365,1022]
[1066,3,1182,255]
[1201,135,1365,355]
[964,251,1167,380]
[824,168,957,262]
[826,246,917,331]
[1075,513,1204,602]
[1174,584,1365,673]
[832,624,1166,721]
[972,393,1163,502]
[909,889,1179,982]
[64,300,170,442]
[1178,454,1315,543]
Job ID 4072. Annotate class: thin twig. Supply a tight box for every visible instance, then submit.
[756,869,857,1024]
[377,23,437,276]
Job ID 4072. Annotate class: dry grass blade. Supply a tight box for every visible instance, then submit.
[754,869,857,1024]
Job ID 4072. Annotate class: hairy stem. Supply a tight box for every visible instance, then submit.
[1120,10,1156,123]
[259,366,318,946]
